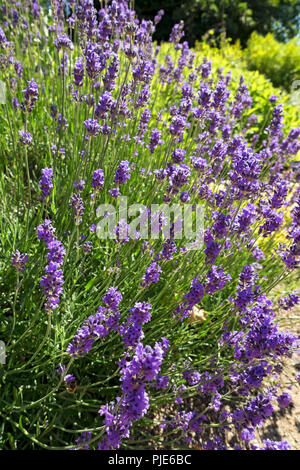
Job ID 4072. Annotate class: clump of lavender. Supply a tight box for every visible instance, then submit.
[2,0,300,452]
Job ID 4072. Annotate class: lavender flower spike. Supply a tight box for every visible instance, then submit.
[39,167,53,202]
[37,219,65,313]
[11,250,28,273]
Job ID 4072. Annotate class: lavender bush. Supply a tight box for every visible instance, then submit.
[0,0,300,450]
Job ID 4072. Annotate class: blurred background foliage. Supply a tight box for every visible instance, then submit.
[245,32,300,91]
[134,0,300,46]
[133,0,300,92]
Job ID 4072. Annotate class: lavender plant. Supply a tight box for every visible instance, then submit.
[0,0,299,450]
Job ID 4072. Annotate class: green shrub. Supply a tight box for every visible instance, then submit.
[246,32,300,91]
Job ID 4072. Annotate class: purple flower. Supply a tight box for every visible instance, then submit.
[277,393,291,408]
[233,204,257,234]
[183,369,201,386]
[269,95,278,104]
[170,115,187,138]
[169,21,185,43]
[160,240,177,260]
[47,240,66,265]
[102,287,123,311]
[95,91,114,119]
[259,209,284,237]
[141,262,162,287]
[83,241,93,254]
[73,179,85,192]
[75,432,91,450]
[213,80,230,108]
[154,10,164,25]
[0,26,8,47]
[73,57,85,87]
[64,373,76,385]
[119,302,152,347]
[56,114,68,132]
[133,60,154,84]
[168,164,191,188]
[40,262,64,312]
[149,129,162,154]
[184,278,204,307]
[22,78,38,113]
[84,119,100,138]
[11,250,28,273]
[54,34,73,51]
[18,130,32,145]
[115,219,130,244]
[190,156,207,173]
[154,374,169,389]
[109,188,121,198]
[37,219,56,243]
[240,428,255,443]
[172,149,186,163]
[114,161,131,185]
[268,104,283,137]
[70,193,84,225]
[85,45,104,82]
[39,167,53,202]
[14,60,23,79]
[103,54,119,91]
[204,232,221,264]
[12,98,19,110]
[180,191,190,203]
[200,58,212,79]
[37,220,65,313]
[279,292,299,310]
[260,440,291,450]
[205,266,231,294]
[92,169,104,190]
[128,302,152,326]
[137,85,151,108]
[66,288,122,358]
